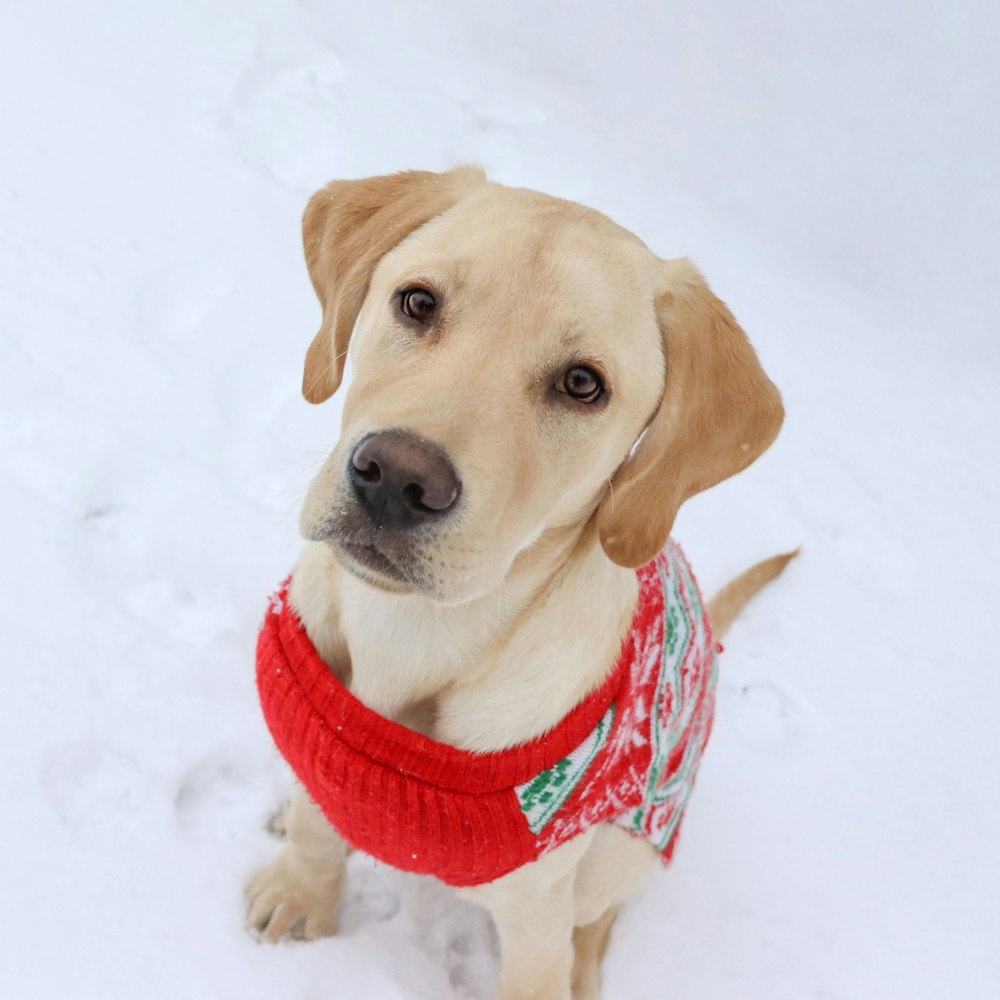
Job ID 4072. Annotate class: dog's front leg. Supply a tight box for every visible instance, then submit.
[491,871,575,1000]
[246,780,348,941]
[464,834,592,1000]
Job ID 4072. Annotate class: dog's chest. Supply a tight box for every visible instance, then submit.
[329,542,639,752]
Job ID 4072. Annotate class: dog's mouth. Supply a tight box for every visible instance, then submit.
[333,538,420,592]
[339,540,403,578]
[302,502,439,595]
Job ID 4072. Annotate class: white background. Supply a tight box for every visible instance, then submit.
[1,1,997,997]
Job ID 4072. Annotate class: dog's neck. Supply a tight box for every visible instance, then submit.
[290,521,638,752]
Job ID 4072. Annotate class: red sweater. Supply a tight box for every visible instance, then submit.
[256,541,717,887]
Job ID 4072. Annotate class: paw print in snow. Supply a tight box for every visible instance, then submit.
[41,740,143,832]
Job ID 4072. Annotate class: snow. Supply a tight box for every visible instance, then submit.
[2,1,998,997]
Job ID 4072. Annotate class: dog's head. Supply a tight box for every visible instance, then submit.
[298,168,783,603]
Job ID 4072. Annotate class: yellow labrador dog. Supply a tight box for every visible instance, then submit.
[247,168,787,999]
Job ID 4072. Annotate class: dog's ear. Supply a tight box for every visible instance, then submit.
[301,167,487,403]
[598,258,784,568]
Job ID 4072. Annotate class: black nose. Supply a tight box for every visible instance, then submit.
[348,430,461,529]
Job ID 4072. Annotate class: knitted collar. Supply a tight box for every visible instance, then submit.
[260,578,637,795]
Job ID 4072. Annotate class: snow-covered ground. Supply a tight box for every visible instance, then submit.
[2,2,998,997]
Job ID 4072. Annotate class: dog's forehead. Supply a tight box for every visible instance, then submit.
[384,185,657,310]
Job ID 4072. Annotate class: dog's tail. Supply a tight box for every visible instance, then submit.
[707,549,799,639]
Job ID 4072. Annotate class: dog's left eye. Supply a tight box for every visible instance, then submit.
[399,287,437,323]
[557,365,605,404]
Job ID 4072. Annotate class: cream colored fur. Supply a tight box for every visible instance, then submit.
[246,169,787,999]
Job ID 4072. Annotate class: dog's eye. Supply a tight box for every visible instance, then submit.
[558,365,605,404]
[399,287,437,323]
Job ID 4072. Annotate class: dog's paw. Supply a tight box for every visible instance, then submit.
[245,851,341,942]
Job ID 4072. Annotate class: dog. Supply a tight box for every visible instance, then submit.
[246,167,788,999]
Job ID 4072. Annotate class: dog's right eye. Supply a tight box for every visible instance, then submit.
[399,287,437,324]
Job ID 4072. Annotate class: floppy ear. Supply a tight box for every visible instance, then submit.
[598,258,784,568]
[301,167,487,403]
